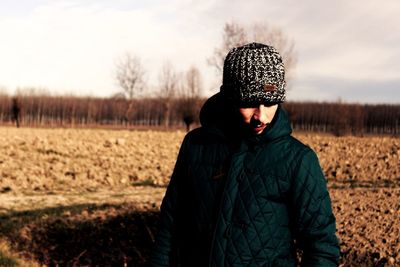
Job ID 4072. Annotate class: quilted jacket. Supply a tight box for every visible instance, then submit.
[150,93,340,267]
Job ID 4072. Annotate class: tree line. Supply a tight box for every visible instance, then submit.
[0,93,202,131]
[0,93,398,136]
[284,102,400,136]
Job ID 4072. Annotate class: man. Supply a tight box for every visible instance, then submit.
[150,43,340,266]
[11,97,21,128]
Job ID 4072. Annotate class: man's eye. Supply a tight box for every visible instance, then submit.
[239,103,258,108]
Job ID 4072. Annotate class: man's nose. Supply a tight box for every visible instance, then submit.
[253,104,267,122]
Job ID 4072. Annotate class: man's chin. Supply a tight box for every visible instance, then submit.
[240,123,267,136]
[252,125,266,135]
[242,125,266,135]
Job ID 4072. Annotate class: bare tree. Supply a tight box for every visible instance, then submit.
[208,21,297,87]
[115,53,145,99]
[178,66,203,132]
[207,22,247,74]
[251,23,297,84]
[115,53,146,125]
[184,66,202,99]
[158,61,178,127]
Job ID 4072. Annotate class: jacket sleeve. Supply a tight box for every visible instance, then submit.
[149,137,188,267]
[291,149,340,267]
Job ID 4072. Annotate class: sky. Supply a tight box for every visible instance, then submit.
[0,0,399,104]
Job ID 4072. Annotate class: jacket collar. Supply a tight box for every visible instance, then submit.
[199,92,292,146]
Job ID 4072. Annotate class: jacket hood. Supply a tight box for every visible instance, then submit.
[199,92,292,143]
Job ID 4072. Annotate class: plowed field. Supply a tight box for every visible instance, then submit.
[0,127,399,266]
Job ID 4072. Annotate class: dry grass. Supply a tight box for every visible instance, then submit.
[0,239,39,267]
[0,127,184,193]
[0,187,165,266]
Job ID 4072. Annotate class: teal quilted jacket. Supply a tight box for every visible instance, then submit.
[150,93,340,267]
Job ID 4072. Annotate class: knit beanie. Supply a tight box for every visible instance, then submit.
[220,42,286,105]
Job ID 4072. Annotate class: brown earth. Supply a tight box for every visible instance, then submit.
[0,126,399,266]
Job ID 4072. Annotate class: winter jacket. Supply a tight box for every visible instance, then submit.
[150,93,340,267]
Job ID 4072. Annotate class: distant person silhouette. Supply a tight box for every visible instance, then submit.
[11,97,21,128]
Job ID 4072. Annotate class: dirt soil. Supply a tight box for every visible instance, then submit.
[0,126,399,266]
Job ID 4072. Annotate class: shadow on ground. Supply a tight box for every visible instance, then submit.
[0,202,394,266]
[0,203,159,266]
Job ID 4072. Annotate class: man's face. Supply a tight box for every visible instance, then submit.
[238,104,278,135]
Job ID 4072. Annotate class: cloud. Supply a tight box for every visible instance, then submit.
[0,0,399,102]
[292,1,400,78]
[0,0,224,96]
[292,74,400,104]
[0,2,195,96]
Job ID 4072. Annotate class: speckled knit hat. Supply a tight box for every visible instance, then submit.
[220,42,286,105]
